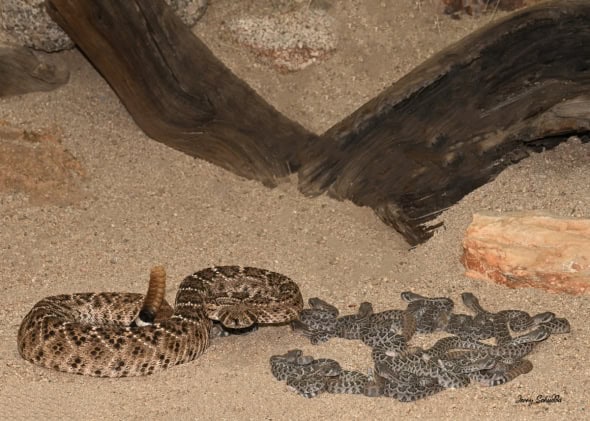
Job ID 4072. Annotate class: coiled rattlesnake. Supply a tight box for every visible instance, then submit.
[18,266,303,377]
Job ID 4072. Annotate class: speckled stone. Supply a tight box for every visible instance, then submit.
[0,0,208,52]
[226,8,336,72]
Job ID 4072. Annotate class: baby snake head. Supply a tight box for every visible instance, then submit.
[531,311,556,325]
[270,349,305,364]
[400,291,427,303]
[523,326,551,343]
[307,297,339,316]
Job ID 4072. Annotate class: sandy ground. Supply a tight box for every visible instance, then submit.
[1,1,589,420]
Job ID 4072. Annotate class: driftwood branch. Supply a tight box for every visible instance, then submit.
[298,0,590,244]
[46,0,316,187]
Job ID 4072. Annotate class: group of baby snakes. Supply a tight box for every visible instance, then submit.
[271,291,570,401]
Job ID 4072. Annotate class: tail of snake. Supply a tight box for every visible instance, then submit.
[132,265,167,326]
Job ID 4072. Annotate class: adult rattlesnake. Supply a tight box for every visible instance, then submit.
[17,265,303,377]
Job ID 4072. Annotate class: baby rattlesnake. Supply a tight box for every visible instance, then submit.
[18,265,303,377]
[273,291,570,401]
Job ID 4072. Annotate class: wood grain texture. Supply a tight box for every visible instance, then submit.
[298,0,590,244]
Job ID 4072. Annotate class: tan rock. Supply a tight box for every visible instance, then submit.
[462,211,590,295]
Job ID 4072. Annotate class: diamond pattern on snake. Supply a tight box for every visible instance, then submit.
[17,265,303,377]
[273,291,570,401]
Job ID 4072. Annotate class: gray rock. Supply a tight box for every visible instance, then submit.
[0,0,208,52]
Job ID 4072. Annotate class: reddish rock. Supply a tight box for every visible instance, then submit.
[0,120,87,205]
[462,212,590,295]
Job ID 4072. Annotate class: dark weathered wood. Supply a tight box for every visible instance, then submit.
[298,0,590,245]
[44,0,590,245]
[46,0,316,186]
[0,46,69,97]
